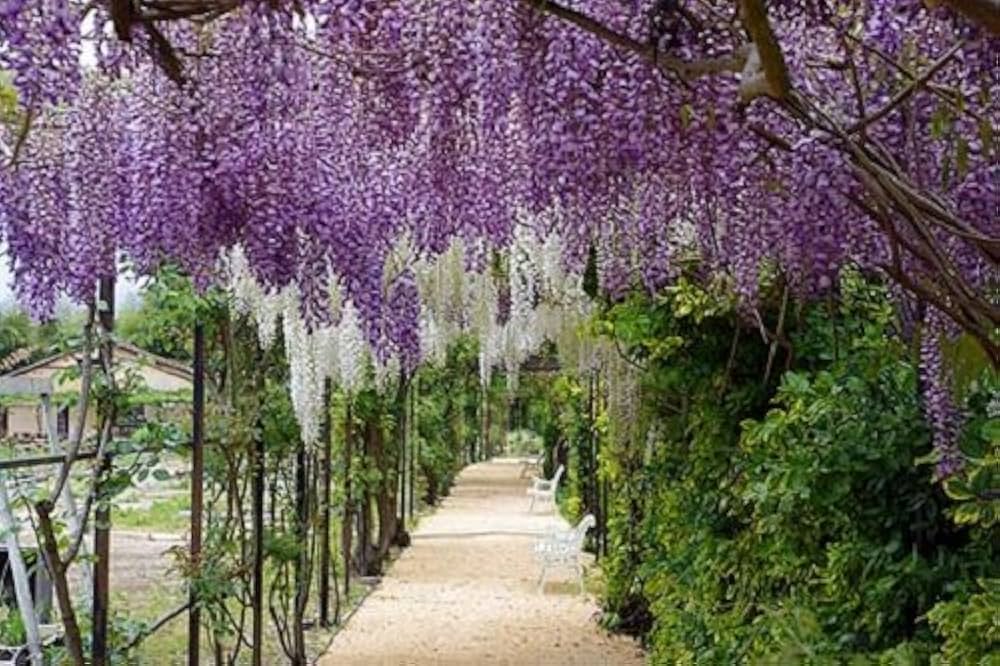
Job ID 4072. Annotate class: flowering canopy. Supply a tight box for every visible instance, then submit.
[0,2,997,451]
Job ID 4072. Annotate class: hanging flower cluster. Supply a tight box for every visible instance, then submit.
[0,1,996,459]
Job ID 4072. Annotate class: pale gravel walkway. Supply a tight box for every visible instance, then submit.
[319,459,645,666]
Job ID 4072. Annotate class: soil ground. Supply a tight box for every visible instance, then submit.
[319,459,645,666]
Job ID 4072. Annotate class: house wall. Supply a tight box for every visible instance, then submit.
[1,348,191,442]
[3,404,98,441]
[7,404,39,438]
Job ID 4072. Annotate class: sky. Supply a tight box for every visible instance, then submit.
[0,252,143,314]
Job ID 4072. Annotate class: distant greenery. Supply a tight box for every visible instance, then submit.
[115,494,190,532]
[506,429,543,455]
[0,73,19,126]
[0,604,26,645]
[412,336,483,505]
[0,309,86,363]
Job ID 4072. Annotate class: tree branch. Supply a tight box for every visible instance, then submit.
[123,601,192,651]
[739,0,791,99]
[517,0,748,81]
[937,0,1000,34]
[848,42,963,134]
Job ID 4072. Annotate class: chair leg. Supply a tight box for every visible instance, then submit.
[537,565,547,593]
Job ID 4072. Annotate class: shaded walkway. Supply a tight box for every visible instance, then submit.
[319,459,644,665]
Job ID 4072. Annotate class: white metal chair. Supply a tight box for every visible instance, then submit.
[526,464,564,512]
[534,513,595,593]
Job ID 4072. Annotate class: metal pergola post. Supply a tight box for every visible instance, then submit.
[319,378,333,627]
[0,474,43,665]
[188,322,205,665]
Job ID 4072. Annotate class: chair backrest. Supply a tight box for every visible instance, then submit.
[575,514,596,539]
[551,464,565,487]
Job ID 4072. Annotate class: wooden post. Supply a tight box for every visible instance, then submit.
[92,276,114,666]
[0,473,43,665]
[318,378,333,627]
[188,322,205,665]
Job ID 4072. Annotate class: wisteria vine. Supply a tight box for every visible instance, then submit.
[0,0,996,461]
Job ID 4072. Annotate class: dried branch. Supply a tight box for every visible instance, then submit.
[848,42,963,134]
[518,0,748,81]
[123,601,192,651]
[748,122,793,151]
[843,33,985,126]
[48,301,96,505]
[6,109,34,169]
[762,284,790,385]
[739,0,792,99]
[143,22,186,84]
[937,0,1000,34]
[35,502,85,665]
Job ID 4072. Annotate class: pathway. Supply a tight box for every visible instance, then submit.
[319,459,644,665]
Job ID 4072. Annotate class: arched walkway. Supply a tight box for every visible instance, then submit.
[319,460,644,665]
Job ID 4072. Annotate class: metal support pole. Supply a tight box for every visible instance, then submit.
[588,371,599,562]
[92,276,115,666]
[0,473,42,665]
[397,375,407,535]
[251,346,265,666]
[480,382,489,461]
[188,322,205,665]
[318,378,333,627]
[342,401,353,601]
[408,380,415,519]
[415,380,422,510]
[594,371,606,556]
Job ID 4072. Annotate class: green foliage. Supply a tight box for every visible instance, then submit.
[942,384,1000,529]
[0,310,31,360]
[735,358,964,659]
[923,377,1000,664]
[0,74,19,126]
[0,306,88,364]
[413,336,480,504]
[926,577,1000,665]
[117,264,227,361]
[0,605,26,645]
[115,494,190,532]
[562,273,999,663]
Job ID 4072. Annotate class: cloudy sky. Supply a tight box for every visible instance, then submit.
[0,252,143,314]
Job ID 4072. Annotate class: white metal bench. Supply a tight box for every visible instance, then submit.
[534,513,595,593]
[519,452,544,478]
[526,464,564,512]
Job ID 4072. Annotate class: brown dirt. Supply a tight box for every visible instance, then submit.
[319,459,645,666]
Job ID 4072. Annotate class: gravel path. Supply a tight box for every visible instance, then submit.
[319,459,644,665]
